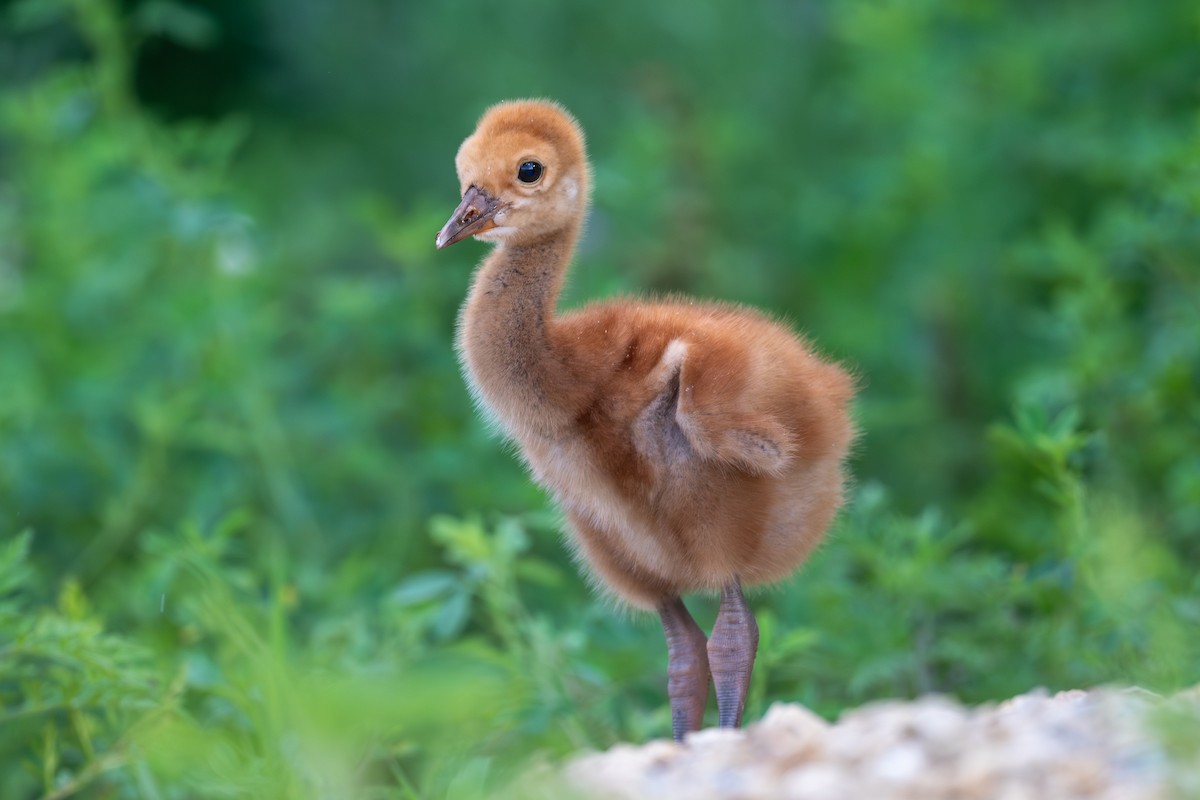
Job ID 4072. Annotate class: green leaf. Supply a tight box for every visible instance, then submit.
[514,558,563,588]
[389,570,459,607]
[433,590,472,641]
[0,530,33,600]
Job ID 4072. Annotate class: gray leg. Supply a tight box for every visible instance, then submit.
[657,596,710,741]
[707,579,759,728]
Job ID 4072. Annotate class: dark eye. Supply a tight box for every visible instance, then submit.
[517,161,543,184]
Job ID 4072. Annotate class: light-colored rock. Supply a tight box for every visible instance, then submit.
[563,686,1200,800]
[781,763,847,800]
[870,742,926,783]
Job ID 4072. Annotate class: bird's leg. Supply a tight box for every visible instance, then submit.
[707,579,759,728]
[657,596,710,742]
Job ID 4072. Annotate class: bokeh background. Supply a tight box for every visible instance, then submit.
[1,0,1198,797]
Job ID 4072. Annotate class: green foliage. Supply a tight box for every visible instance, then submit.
[1,0,1198,796]
[1,532,167,799]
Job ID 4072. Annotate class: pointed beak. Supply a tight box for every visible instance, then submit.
[435,185,504,249]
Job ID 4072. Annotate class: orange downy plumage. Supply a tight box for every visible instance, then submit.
[437,100,855,738]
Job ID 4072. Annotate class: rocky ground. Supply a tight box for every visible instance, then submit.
[564,688,1200,800]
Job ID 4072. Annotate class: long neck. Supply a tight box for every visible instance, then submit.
[457,226,582,438]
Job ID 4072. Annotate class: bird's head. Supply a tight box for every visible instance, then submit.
[436,99,590,250]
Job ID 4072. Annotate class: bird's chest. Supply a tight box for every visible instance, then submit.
[516,367,657,486]
[520,410,646,512]
[520,421,676,574]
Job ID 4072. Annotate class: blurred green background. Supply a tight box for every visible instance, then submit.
[1,0,1198,797]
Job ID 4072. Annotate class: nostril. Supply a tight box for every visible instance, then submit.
[460,209,478,225]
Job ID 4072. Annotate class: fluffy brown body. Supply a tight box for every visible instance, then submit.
[437,100,855,737]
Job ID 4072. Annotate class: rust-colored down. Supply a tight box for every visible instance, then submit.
[437,99,856,740]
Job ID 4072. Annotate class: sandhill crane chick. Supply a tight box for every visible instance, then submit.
[436,100,855,741]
